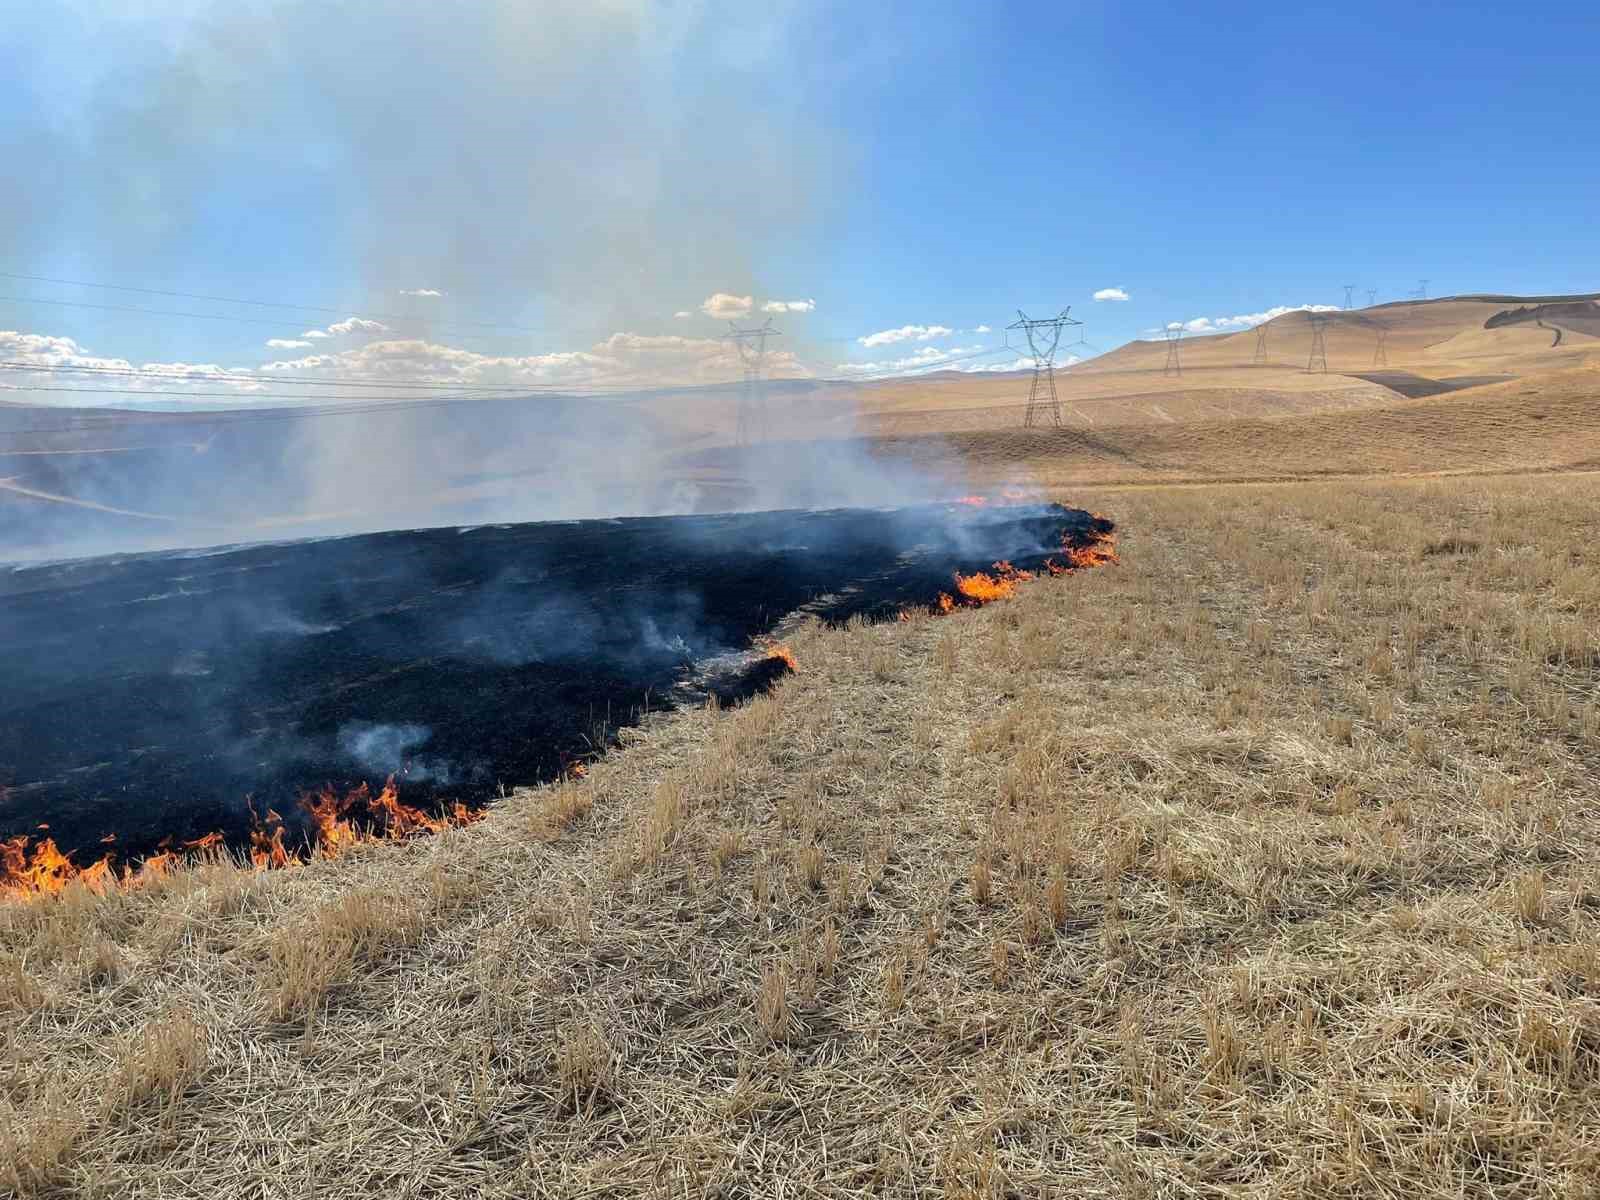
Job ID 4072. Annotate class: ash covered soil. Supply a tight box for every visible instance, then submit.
[0,502,1109,860]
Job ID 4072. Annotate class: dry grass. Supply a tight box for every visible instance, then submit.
[872,364,1600,489]
[5,469,1600,1195]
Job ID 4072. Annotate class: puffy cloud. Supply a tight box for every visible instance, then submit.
[857,324,954,348]
[834,344,988,376]
[971,324,992,334]
[260,329,807,389]
[1093,287,1130,302]
[398,288,444,297]
[0,330,267,394]
[762,298,815,314]
[297,317,390,340]
[673,310,692,319]
[964,354,1079,373]
[1168,304,1339,335]
[326,317,390,336]
[266,338,314,349]
[700,293,753,320]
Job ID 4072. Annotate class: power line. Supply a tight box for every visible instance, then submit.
[827,345,1016,383]
[0,293,540,345]
[1163,326,1183,376]
[0,269,541,334]
[1306,313,1329,373]
[0,360,578,393]
[1006,309,1080,428]
[726,318,779,445]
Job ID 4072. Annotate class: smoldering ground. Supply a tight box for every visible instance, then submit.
[0,502,1110,861]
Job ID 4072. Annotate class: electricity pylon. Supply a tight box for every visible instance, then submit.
[1416,279,1430,300]
[1343,284,1356,310]
[1367,288,1378,308]
[728,318,779,445]
[1007,308,1081,427]
[1163,326,1183,376]
[1252,322,1269,364]
[1372,324,1390,367]
[1306,313,1329,373]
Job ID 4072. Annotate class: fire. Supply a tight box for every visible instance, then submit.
[0,834,108,899]
[766,643,799,672]
[1,776,481,901]
[931,522,1118,614]
[249,805,293,870]
[297,777,479,859]
[950,495,989,507]
[953,560,1034,605]
[1049,526,1119,573]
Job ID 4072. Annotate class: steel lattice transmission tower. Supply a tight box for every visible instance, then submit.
[1367,288,1378,308]
[1372,324,1390,367]
[1343,284,1357,310]
[1252,321,1270,365]
[1417,279,1430,300]
[727,317,780,445]
[1008,308,1081,427]
[1306,313,1330,373]
[1163,326,1184,376]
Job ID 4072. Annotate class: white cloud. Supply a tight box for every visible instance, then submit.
[326,317,390,336]
[964,354,1080,374]
[971,324,992,334]
[1159,304,1340,336]
[0,330,268,395]
[266,338,313,349]
[699,292,754,320]
[857,324,954,348]
[762,298,815,314]
[398,288,444,297]
[297,317,391,340]
[1093,287,1130,302]
[673,310,692,319]
[260,329,807,389]
[834,344,991,377]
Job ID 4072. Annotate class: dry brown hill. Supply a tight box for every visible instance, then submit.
[868,365,1600,490]
[842,295,1600,441]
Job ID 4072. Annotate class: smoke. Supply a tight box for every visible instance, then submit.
[0,2,991,561]
[337,722,457,785]
[6,1,831,337]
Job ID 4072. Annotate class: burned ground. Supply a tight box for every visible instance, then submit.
[0,502,1107,864]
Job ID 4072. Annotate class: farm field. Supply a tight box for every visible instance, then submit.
[7,467,1600,1197]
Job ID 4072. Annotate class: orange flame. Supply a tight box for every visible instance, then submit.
[766,643,799,672]
[2,777,481,901]
[949,561,1034,606]
[950,495,989,507]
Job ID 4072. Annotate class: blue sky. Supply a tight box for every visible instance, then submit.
[2,0,1597,401]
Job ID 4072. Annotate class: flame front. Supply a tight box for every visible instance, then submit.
[1,777,481,901]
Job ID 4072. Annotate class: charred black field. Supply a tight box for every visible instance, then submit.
[0,502,1110,863]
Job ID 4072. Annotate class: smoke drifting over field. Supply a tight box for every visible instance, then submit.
[0,2,932,560]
